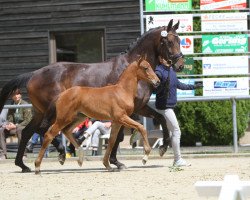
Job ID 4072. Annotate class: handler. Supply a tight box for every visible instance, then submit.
[154,56,202,167]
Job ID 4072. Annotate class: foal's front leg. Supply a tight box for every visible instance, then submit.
[136,104,170,156]
[34,124,60,174]
[103,123,121,171]
[119,115,151,164]
[63,130,84,167]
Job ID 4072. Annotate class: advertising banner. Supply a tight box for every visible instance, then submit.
[179,57,194,75]
[202,34,248,53]
[177,79,195,97]
[201,13,248,32]
[203,77,249,96]
[202,56,249,75]
[146,14,193,32]
[200,0,247,10]
[145,0,192,11]
[180,36,194,54]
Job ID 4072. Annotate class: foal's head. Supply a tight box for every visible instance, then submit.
[137,57,160,87]
[157,19,184,72]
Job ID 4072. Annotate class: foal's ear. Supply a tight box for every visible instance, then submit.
[173,20,180,31]
[167,19,173,32]
[138,54,147,65]
[137,55,143,65]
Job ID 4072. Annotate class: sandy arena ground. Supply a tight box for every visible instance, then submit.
[0,156,250,200]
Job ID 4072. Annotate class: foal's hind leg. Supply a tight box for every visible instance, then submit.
[103,123,121,171]
[34,124,61,174]
[119,115,151,164]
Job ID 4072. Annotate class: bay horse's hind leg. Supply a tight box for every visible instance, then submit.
[103,123,122,171]
[15,112,44,173]
[109,127,127,170]
[136,104,170,157]
[34,123,61,174]
[119,115,151,165]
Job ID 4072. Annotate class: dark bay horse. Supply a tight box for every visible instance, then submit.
[0,19,184,172]
[34,58,160,173]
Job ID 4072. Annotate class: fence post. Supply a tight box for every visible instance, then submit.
[232,98,238,153]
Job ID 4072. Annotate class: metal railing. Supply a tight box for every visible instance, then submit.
[3,95,250,153]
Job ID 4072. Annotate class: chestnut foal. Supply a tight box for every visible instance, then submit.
[35,57,160,173]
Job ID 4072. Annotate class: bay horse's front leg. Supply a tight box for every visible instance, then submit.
[136,104,170,157]
[119,115,151,165]
[103,123,122,171]
[34,124,60,174]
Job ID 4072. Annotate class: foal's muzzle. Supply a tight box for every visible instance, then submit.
[152,79,160,88]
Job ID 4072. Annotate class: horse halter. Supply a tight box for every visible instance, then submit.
[159,30,184,67]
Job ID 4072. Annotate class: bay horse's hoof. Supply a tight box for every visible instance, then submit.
[118,164,127,170]
[159,145,168,157]
[109,158,127,170]
[142,155,148,165]
[22,167,32,173]
[58,152,66,165]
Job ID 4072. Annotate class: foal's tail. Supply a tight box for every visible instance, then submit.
[40,99,57,129]
[0,72,33,112]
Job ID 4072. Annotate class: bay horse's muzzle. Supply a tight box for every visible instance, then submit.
[171,52,184,72]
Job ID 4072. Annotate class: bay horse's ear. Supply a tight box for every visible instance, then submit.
[173,20,180,31]
[167,19,173,32]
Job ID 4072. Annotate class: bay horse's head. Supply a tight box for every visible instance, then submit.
[157,19,184,72]
[137,56,160,87]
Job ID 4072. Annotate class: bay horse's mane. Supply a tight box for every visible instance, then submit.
[125,27,163,54]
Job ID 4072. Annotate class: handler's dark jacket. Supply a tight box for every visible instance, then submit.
[155,64,195,110]
[7,99,32,127]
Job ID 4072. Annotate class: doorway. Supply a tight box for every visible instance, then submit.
[49,30,105,64]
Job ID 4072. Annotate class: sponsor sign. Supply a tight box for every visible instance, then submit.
[201,13,248,32]
[146,14,193,32]
[203,77,249,96]
[180,36,194,54]
[202,34,248,53]
[202,56,249,75]
[177,79,195,97]
[178,57,194,75]
[145,0,192,11]
[200,0,247,10]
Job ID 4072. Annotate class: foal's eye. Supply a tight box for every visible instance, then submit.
[143,66,148,71]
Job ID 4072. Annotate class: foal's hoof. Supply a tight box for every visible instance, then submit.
[58,152,66,165]
[35,169,41,175]
[22,167,32,173]
[77,147,84,167]
[142,155,148,165]
[159,145,168,157]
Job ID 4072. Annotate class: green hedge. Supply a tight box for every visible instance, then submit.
[175,100,250,146]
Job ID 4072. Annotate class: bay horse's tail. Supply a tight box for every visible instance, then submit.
[0,72,33,112]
